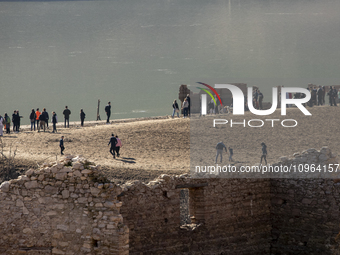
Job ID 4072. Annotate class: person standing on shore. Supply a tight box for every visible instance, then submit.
[16,111,22,132]
[12,110,17,132]
[108,133,117,158]
[44,108,49,129]
[332,87,338,106]
[4,113,10,134]
[115,135,122,157]
[36,108,41,132]
[80,109,86,127]
[215,141,227,164]
[182,98,189,118]
[260,142,267,165]
[52,111,58,133]
[30,109,36,131]
[0,114,4,136]
[317,86,323,106]
[60,136,65,155]
[172,99,179,118]
[63,106,71,128]
[258,90,264,110]
[322,86,326,105]
[39,108,48,132]
[105,102,111,124]
[186,94,191,117]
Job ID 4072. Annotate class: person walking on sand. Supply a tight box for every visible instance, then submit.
[108,133,117,158]
[29,109,36,131]
[228,146,233,162]
[4,113,10,134]
[115,135,122,157]
[36,108,41,132]
[63,106,71,128]
[105,102,111,124]
[172,99,179,118]
[260,142,267,165]
[215,141,227,164]
[60,136,65,155]
[80,109,86,127]
[52,111,58,133]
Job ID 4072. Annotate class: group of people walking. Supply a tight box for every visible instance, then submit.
[108,133,122,159]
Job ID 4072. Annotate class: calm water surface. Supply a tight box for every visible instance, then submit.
[1,0,340,123]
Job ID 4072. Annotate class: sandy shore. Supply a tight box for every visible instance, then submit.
[0,116,189,183]
[0,106,339,183]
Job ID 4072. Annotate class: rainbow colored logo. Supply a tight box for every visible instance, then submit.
[196,82,223,106]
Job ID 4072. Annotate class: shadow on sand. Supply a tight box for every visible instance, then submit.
[116,157,136,164]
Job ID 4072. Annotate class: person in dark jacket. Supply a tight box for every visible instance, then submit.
[52,112,58,133]
[39,108,48,132]
[44,108,49,129]
[108,133,117,158]
[172,99,179,118]
[63,106,71,128]
[186,94,191,117]
[29,109,36,131]
[317,86,323,106]
[328,87,335,106]
[260,142,267,165]
[332,87,338,106]
[60,136,65,155]
[15,111,22,132]
[4,113,10,134]
[80,109,86,127]
[215,141,227,164]
[105,102,111,124]
[12,110,17,132]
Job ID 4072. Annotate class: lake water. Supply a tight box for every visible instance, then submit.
[1,0,340,123]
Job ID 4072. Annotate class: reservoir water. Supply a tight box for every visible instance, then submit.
[1,0,340,123]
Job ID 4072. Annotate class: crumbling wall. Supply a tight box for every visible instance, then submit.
[0,156,128,255]
[0,147,339,255]
[119,176,271,255]
[270,147,340,255]
[119,147,340,255]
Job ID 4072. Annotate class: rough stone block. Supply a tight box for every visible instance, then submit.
[24,181,38,189]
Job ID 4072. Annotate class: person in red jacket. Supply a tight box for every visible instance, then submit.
[36,108,41,132]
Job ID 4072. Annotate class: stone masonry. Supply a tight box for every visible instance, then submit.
[0,155,128,255]
[0,147,340,254]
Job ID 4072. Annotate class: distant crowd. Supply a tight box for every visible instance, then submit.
[172,86,340,117]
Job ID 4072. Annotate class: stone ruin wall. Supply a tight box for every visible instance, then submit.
[1,147,340,254]
[0,156,129,255]
[119,176,271,255]
[270,147,340,255]
[119,146,340,255]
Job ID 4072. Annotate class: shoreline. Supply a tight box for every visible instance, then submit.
[11,115,171,132]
